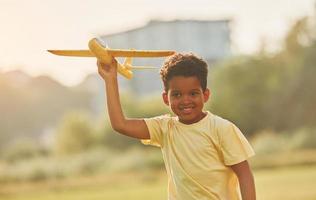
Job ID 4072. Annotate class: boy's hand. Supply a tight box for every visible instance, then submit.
[97,58,118,81]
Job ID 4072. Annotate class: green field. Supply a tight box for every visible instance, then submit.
[1,165,316,200]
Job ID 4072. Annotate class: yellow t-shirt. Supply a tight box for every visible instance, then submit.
[142,111,255,200]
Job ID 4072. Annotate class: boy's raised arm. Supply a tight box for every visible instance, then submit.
[97,59,150,140]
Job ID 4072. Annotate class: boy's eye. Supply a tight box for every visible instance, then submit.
[190,91,200,96]
[171,92,181,98]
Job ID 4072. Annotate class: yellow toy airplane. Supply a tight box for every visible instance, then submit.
[48,38,175,79]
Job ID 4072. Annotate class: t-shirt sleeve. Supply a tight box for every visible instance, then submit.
[141,115,169,148]
[217,120,255,166]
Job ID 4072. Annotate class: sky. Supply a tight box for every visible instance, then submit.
[0,0,315,86]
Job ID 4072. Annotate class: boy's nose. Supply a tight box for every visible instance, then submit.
[181,95,192,104]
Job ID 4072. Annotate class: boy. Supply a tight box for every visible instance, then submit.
[97,53,256,200]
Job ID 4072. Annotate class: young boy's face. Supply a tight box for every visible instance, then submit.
[162,76,210,124]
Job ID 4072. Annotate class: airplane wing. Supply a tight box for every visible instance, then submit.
[107,49,175,57]
[48,49,175,57]
[47,50,94,57]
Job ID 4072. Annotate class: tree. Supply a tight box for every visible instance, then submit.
[208,16,316,135]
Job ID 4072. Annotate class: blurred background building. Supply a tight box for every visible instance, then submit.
[100,19,231,95]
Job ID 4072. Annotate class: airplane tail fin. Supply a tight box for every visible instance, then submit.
[123,57,133,66]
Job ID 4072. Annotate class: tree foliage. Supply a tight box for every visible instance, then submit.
[208,17,316,136]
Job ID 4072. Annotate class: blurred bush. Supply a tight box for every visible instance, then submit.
[0,147,163,183]
[1,138,48,163]
[250,127,316,169]
[251,130,288,155]
[252,127,316,155]
[54,112,96,155]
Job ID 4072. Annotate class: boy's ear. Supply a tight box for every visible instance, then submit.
[203,88,210,102]
[162,91,169,106]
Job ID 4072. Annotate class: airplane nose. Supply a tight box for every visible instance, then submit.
[96,37,108,48]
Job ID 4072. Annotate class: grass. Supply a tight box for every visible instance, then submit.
[1,165,316,200]
[255,165,316,200]
[0,171,167,200]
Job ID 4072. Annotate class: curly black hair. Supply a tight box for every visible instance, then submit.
[160,53,208,92]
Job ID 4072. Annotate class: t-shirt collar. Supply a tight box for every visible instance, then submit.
[175,111,210,127]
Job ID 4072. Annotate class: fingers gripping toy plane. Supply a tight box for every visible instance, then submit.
[48,38,175,79]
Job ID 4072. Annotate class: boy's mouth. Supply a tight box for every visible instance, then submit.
[180,106,194,114]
